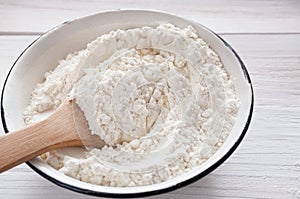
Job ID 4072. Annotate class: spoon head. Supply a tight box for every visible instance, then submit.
[71,100,105,148]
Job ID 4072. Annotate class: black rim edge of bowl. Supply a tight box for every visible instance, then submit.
[0,14,254,199]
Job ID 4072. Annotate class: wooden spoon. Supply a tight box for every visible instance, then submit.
[0,99,105,173]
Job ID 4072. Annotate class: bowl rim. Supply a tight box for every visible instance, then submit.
[0,9,254,198]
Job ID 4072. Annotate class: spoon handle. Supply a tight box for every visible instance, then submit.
[0,102,81,173]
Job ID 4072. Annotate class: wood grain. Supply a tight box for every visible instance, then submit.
[0,1,300,198]
[0,0,299,34]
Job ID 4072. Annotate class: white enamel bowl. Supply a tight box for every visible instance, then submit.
[1,10,253,197]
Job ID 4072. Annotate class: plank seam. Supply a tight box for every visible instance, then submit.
[1,32,300,36]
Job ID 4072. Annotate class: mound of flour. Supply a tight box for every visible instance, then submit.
[24,24,239,187]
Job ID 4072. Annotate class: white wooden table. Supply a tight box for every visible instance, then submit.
[0,1,299,198]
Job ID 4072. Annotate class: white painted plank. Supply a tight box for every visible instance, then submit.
[0,34,299,199]
[0,0,299,34]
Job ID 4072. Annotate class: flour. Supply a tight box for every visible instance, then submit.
[24,24,239,187]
